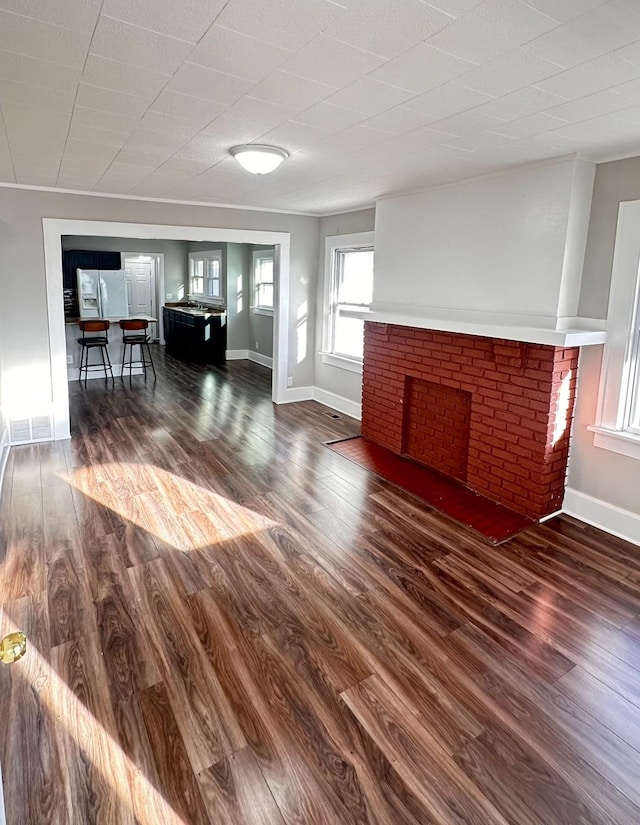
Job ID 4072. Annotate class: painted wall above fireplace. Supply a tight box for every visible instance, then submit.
[367,157,604,346]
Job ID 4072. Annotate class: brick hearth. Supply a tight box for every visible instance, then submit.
[361,323,578,520]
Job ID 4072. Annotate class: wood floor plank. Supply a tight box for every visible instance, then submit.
[10,444,41,499]
[504,535,637,628]
[355,589,485,754]
[128,557,246,773]
[423,561,576,683]
[445,623,640,823]
[262,623,439,825]
[49,632,136,824]
[46,537,95,647]
[198,748,286,825]
[1,595,66,825]
[455,724,608,825]
[115,682,211,825]
[261,491,379,595]
[438,555,640,710]
[3,492,44,601]
[556,665,640,752]
[86,534,161,701]
[342,675,510,825]
[184,586,367,824]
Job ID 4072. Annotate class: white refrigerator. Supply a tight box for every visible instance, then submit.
[77,269,129,319]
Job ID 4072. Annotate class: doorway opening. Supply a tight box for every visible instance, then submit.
[44,219,291,440]
[122,254,161,342]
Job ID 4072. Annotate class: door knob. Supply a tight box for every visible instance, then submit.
[0,632,26,664]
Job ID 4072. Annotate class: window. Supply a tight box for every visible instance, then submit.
[590,199,640,459]
[628,308,640,435]
[322,232,374,371]
[189,250,222,300]
[253,249,275,313]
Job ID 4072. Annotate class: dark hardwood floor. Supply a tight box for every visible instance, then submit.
[2,350,640,823]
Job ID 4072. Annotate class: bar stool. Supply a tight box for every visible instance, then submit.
[77,319,114,387]
[120,319,156,381]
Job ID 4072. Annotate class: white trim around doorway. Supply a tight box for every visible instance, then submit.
[43,218,291,440]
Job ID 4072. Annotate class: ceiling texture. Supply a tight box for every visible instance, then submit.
[1,0,640,214]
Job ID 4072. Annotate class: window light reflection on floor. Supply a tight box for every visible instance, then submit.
[61,463,278,552]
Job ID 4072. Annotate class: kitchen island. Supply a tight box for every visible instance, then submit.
[163,304,227,367]
[65,314,157,381]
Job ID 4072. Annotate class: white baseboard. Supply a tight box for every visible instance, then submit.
[249,350,273,369]
[313,387,362,420]
[277,386,314,404]
[273,385,361,420]
[226,349,273,369]
[0,422,10,496]
[563,487,640,547]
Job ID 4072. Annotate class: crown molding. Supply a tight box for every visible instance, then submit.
[318,202,376,218]
[0,180,321,218]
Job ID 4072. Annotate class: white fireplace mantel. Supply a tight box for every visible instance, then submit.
[344,306,607,348]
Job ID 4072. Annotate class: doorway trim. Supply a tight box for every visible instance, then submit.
[43,218,291,440]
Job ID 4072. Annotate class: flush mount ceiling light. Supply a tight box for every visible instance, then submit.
[230,144,289,174]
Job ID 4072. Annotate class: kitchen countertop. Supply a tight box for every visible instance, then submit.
[65,314,157,326]
[164,305,226,317]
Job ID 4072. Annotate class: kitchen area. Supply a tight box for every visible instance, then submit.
[62,234,275,381]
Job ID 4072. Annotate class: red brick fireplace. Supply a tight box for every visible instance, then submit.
[361,323,578,520]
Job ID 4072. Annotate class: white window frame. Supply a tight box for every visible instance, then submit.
[590,199,640,460]
[321,231,374,374]
[252,249,275,316]
[189,249,223,303]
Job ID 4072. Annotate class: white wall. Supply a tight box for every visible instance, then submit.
[0,187,319,432]
[578,155,640,320]
[566,156,640,528]
[225,242,250,353]
[373,158,594,327]
[0,340,9,494]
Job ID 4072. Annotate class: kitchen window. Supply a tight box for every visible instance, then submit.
[189,250,222,300]
[253,249,275,314]
[322,232,374,373]
[590,199,640,459]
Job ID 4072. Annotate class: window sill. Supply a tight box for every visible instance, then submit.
[252,307,274,317]
[321,352,363,374]
[588,425,640,460]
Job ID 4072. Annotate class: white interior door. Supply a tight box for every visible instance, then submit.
[124,259,157,339]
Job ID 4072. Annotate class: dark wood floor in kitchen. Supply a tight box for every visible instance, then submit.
[3,352,640,824]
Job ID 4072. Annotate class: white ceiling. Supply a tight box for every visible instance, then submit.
[1,0,640,214]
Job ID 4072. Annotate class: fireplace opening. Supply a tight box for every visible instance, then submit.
[402,377,472,481]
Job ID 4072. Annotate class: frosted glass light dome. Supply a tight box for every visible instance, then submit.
[230,144,289,174]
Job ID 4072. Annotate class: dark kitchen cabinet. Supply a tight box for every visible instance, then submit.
[163,307,227,367]
[62,249,122,289]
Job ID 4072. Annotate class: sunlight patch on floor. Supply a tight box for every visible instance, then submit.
[60,463,278,552]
